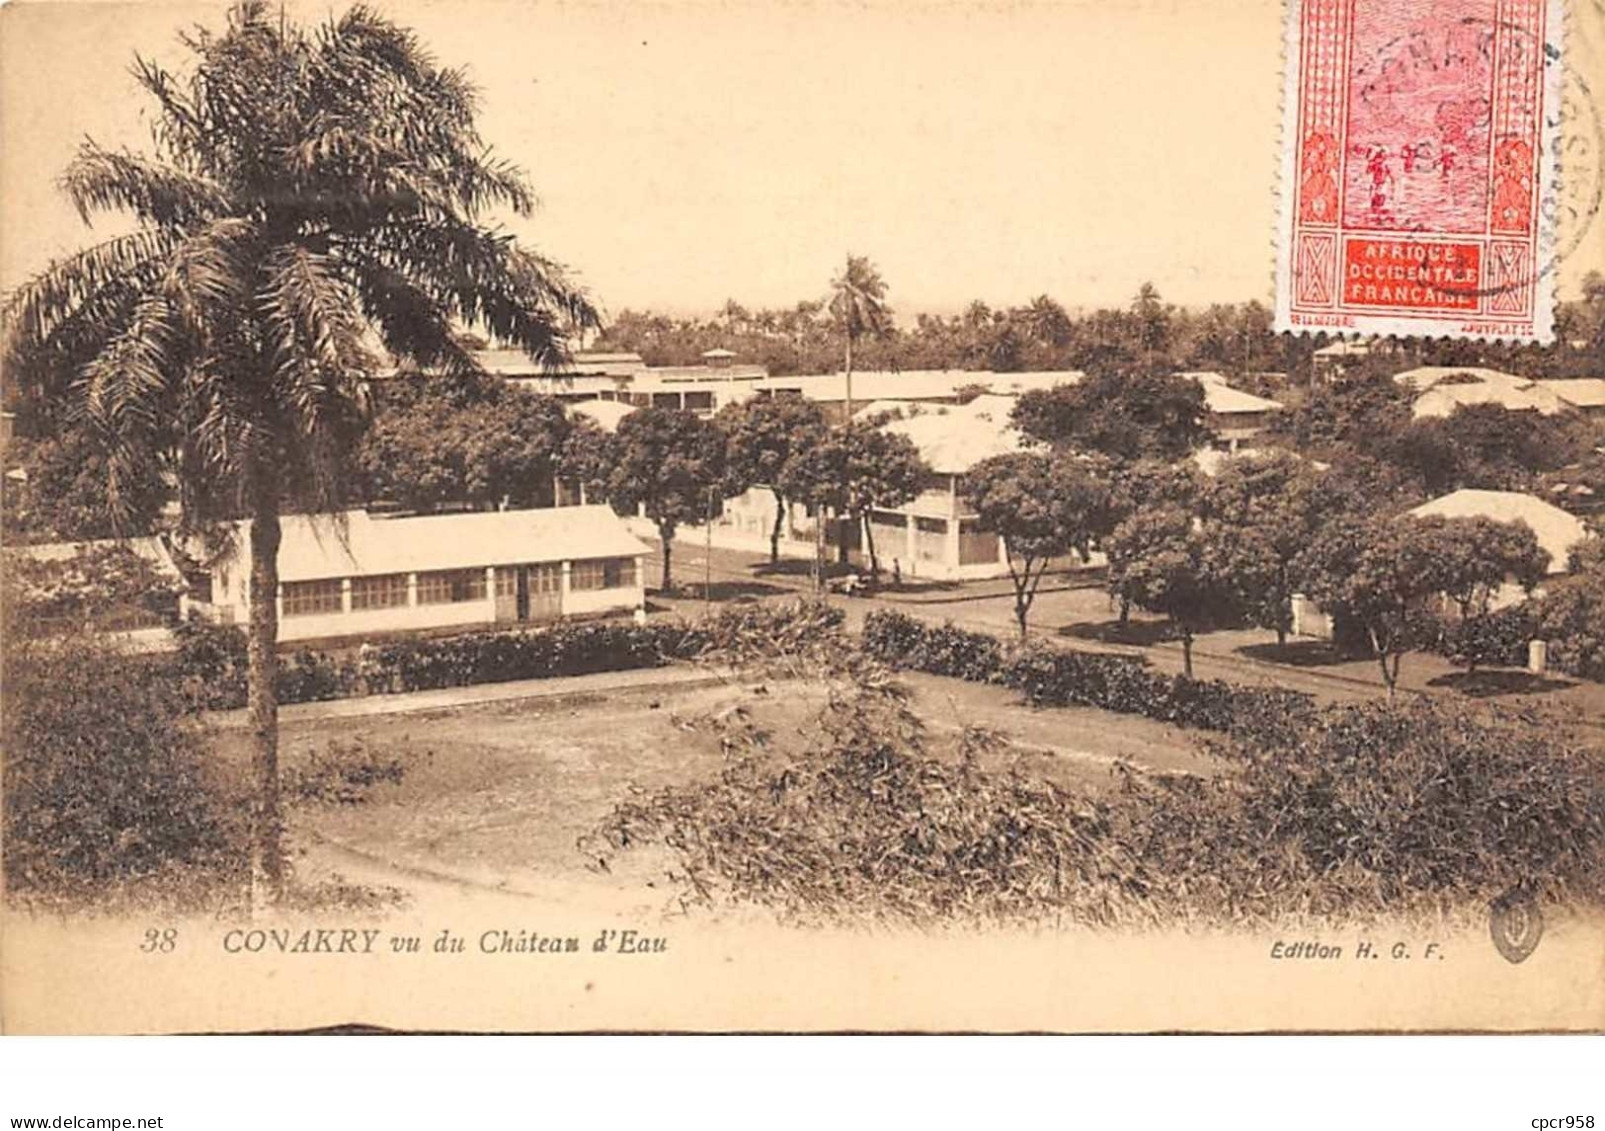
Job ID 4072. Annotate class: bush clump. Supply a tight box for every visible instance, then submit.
[590,685,1153,926]
[1120,699,1605,923]
[591,681,1605,928]
[286,739,407,805]
[3,630,249,905]
[1426,605,1536,673]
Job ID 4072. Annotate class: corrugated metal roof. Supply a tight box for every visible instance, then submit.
[245,506,649,583]
[1409,489,1588,573]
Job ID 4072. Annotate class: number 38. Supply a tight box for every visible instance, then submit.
[140,927,177,953]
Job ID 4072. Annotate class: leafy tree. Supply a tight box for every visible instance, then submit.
[1265,367,1413,457]
[1200,451,1338,646]
[5,543,184,633]
[1013,368,1210,461]
[776,421,925,581]
[717,396,830,563]
[963,452,1113,637]
[604,407,727,592]
[1385,405,1596,494]
[828,254,892,414]
[0,3,597,905]
[1418,515,1548,618]
[1298,513,1543,700]
[357,378,574,512]
[2,426,166,542]
[838,425,927,576]
[1104,505,1240,676]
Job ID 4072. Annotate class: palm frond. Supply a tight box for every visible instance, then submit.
[60,143,228,228]
[335,217,598,366]
[258,244,375,508]
[2,231,176,356]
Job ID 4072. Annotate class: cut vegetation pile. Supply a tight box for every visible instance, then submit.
[593,621,1605,929]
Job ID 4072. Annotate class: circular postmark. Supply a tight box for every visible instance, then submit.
[1344,18,1602,304]
[1488,888,1544,964]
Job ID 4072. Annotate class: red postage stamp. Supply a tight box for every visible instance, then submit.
[1274,0,1564,342]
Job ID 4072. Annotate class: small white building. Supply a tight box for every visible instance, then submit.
[1409,489,1589,605]
[189,505,649,643]
[1393,367,1573,419]
[710,395,1033,580]
[1180,372,1284,452]
[1536,377,1605,418]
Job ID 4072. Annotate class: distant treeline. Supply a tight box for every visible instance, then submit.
[595,277,1605,382]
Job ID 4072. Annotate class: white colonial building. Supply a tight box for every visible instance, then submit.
[187,505,649,643]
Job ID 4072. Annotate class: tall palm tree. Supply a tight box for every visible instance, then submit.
[825,255,890,569]
[828,255,891,419]
[1,2,597,907]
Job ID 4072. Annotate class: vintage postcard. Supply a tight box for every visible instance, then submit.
[2,0,1604,1037]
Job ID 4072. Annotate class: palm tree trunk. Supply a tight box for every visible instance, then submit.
[838,334,855,565]
[247,487,284,911]
[863,511,879,576]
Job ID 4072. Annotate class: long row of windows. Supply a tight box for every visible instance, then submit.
[279,559,638,617]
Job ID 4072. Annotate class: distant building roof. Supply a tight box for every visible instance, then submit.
[1536,378,1605,409]
[569,399,636,433]
[880,396,1032,476]
[701,348,738,359]
[474,349,647,378]
[755,369,1083,404]
[1393,366,1526,392]
[1178,372,1283,415]
[7,535,179,576]
[1313,339,1373,358]
[237,506,649,584]
[1409,489,1589,574]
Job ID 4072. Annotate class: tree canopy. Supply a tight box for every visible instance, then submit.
[1013,368,1211,462]
[599,407,728,592]
[356,378,577,512]
[963,452,1113,637]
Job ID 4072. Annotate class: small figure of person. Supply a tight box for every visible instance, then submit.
[891,559,902,589]
[1439,146,1456,179]
[633,605,648,627]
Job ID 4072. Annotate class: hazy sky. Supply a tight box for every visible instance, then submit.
[2,0,1601,322]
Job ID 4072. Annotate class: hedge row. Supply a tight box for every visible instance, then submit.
[169,617,709,709]
[860,610,1316,735]
[168,600,848,710]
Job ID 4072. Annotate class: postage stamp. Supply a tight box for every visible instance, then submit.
[1274,0,1567,342]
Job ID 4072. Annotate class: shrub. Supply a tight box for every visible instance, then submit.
[2,630,248,904]
[1122,700,1605,920]
[592,685,1605,927]
[355,619,705,694]
[286,739,406,805]
[589,684,1152,926]
[1532,574,1605,681]
[862,610,1316,737]
[1429,605,1536,672]
[169,618,358,708]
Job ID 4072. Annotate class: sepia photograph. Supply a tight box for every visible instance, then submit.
[1,0,1604,1050]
